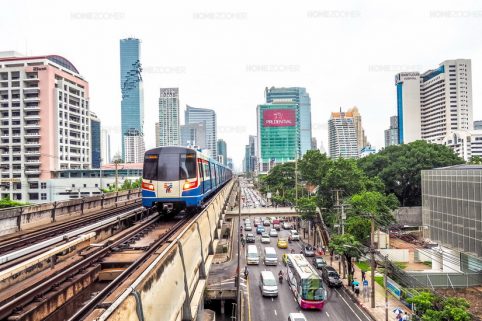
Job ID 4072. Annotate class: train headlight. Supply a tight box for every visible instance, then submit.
[142,182,155,191]
[183,180,198,190]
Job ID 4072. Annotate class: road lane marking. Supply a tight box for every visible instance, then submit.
[334,289,364,321]
[271,297,274,301]
[326,312,330,317]
[274,310,277,316]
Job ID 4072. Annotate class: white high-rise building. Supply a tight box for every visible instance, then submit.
[395,72,421,144]
[441,131,482,161]
[185,105,217,157]
[0,52,90,202]
[396,59,473,144]
[158,88,180,146]
[328,110,359,159]
[123,129,145,163]
[101,129,111,164]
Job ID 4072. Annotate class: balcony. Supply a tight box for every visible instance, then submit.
[25,159,40,164]
[24,96,40,102]
[24,169,41,175]
[25,122,40,128]
[24,132,40,137]
[24,114,41,120]
[24,141,40,146]
[25,150,40,155]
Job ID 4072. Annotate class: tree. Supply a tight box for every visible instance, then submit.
[295,196,317,220]
[329,234,363,282]
[298,150,331,185]
[407,292,471,321]
[407,291,437,316]
[358,141,464,206]
[468,155,482,165]
[441,297,471,321]
[0,196,28,209]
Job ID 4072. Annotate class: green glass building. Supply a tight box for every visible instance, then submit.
[257,102,300,173]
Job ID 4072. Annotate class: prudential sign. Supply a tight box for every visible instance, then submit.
[263,109,296,127]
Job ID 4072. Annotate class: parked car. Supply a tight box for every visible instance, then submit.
[244,223,252,231]
[289,230,300,241]
[269,229,278,237]
[256,225,265,234]
[303,245,315,257]
[313,257,327,269]
[322,266,343,288]
[246,233,256,243]
[277,238,288,249]
[261,233,270,243]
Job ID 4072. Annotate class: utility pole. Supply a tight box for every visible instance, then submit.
[370,213,376,309]
[114,158,121,191]
[333,189,344,234]
[236,179,241,321]
[384,254,389,321]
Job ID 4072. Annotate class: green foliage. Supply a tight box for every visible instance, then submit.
[407,291,437,315]
[100,178,142,193]
[295,196,317,220]
[345,216,371,243]
[374,276,384,287]
[0,197,28,209]
[468,155,482,165]
[358,141,464,206]
[355,261,370,272]
[329,234,363,280]
[407,292,471,321]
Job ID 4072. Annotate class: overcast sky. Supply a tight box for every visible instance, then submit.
[2,0,482,169]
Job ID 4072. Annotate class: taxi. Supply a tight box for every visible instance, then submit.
[277,238,288,249]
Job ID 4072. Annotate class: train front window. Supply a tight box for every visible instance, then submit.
[143,154,158,180]
[158,154,179,181]
[180,153,197,179]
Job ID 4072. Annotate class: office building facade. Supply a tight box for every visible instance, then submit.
[120,38,144,160]
[0,52,90,202]
[158,88,180,146]
[328,110,359,159]
[396,59,473,144]
[257,101,300,173]
[348,106,368,150]
[180,122,206,149]
[265,87,312,156]
[123,128,145,163]
[422,165,482,273]
[90,112,101,168]
[441,131,482,161]
[217,139,227,165]
[384,115,399,147]
[185,105,217,157]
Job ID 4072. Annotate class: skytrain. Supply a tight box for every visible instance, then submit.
[142,146,232,214]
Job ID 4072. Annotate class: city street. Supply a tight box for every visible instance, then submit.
[240,222,373,321]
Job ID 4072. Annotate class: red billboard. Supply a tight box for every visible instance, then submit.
[263,109,296,127]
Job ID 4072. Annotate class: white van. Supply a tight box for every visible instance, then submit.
[259,271,278,297]
[264,247,278,266]
[246,245,259,265]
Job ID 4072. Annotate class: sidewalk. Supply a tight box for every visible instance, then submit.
[297,227,413,321]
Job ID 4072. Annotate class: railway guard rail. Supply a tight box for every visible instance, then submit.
[91,180,235,321]
[0,189,141,236]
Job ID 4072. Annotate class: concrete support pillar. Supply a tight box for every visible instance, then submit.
[195,222,207,279]
[178,243,193,321]
[220,299,225,315]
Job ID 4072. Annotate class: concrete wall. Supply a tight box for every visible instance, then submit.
[393,207,422,226]
[0,189,141,236]
[97,181,234,321]
[378,249,410,262]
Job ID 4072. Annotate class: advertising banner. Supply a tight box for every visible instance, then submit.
[387,276,402,300]
[263,109,296,127]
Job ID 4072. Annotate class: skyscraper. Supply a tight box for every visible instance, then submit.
[155,122,160,147]
[265,87,312,156]
[185,105,217,157]
[257,101,300,173]
[217,139,227,165]
[123,128,145,163]
[0,52,90,202]
[180,123,206,148]
[120,38,144,160]
[90,112,101,168]
[347,106,368,150]
[101,129,111,164]
[384,116,399,147]
[158,88,180,146]
[311,137,318,150]
[396,59,473,144]
[328,110,359,159]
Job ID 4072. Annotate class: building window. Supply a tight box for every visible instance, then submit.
[41,182,47,189]
[41,193,47,200]
[29,193,39,200]
[83,184,86,188]
[29,182,39,189]
[72,184,75,188]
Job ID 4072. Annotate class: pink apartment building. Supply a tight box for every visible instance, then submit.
[0,52,90,202]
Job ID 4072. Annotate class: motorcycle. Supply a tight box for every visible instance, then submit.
[279,274,283,284]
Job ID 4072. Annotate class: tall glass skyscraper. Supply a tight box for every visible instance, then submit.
[120,38,144,160]
[90,112,101,168]
[265,87,312,156]
[217,139,227,165]
[185,105,217,157]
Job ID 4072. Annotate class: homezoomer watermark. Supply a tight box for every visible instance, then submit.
[70,12,125,20]
[143,66,187,74]
[429,10,482,18]
[307,10,361,18]
[246,64,300,73]
[193,12,248,20]
[368,64,423,72]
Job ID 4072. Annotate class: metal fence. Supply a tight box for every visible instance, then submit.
[405,272,482,288]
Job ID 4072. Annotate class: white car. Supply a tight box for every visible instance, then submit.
[244,224,252,231]
[288,312,307,321]
[261,233,270,243]
[283,222,292,230]
[289,230,300,241]
[269,229,278,237]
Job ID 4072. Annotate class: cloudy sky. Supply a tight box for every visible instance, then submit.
[2,0,482,169]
